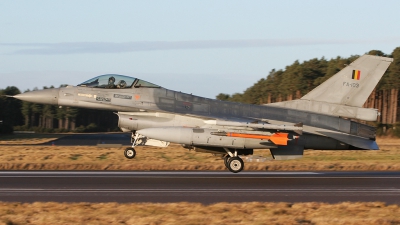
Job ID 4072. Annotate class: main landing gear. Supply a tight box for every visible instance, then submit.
[124,132,138,159]
[223,148,244,173]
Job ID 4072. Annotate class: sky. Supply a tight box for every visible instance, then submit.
[1,0,400,98]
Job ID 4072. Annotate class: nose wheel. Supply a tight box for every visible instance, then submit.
[124,132,139,159]
[124,147,136,159]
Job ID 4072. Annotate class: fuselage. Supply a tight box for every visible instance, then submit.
[13,73,377,151]
[54,84,376,149]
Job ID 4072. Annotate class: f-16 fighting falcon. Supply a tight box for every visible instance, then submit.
[13,55,393,173]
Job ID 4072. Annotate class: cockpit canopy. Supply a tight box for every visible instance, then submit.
[77,74,160,89]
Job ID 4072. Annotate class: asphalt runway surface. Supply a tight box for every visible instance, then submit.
[0,171,399,204]
[43,133,132,146]
[0,133,132,146]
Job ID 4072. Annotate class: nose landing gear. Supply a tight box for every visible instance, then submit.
[124,132,138,159]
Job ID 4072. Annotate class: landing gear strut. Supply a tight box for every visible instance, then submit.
[124,132,139,159]
[223,148,244,173]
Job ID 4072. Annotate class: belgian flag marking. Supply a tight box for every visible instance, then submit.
[352,70,361,80]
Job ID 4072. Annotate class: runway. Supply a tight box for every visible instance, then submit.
[43,133,132,146]
[0,171,399,204]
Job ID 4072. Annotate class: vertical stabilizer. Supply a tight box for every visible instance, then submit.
[301,55,393,107]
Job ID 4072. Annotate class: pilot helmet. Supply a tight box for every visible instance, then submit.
[118,80,127,88]
[108,76,115,84]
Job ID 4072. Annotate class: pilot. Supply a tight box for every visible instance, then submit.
[107,76,116,88]
[117,80,127,89]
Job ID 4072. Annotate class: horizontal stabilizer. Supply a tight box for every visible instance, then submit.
[317,131,379,150]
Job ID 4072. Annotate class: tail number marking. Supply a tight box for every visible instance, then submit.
[343,82,359,88]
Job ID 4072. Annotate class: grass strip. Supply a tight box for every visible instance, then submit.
[0,202,399,225]
[0,138,400,171]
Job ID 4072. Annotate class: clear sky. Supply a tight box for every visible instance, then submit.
[1,0,400,98]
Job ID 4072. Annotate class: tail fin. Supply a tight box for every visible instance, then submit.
[267,55,393,121]
[301,55,393,107]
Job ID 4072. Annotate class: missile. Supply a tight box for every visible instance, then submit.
[204,120,303,134]
[211,131,288,145]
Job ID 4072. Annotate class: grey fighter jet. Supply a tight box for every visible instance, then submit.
[13,55,393,173]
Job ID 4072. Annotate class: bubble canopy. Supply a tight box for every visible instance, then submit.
[77,74,160,89]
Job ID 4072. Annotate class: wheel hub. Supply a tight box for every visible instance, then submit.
[230,160,242,171]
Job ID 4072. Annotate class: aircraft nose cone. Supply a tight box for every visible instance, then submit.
[13,88,59,105]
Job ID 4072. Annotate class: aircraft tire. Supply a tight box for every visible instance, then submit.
[223,155,230,168]
[124,147,136,159]
[227,156,244,173]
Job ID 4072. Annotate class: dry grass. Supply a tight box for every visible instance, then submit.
[0,202,399,225]
[0,138,399,171]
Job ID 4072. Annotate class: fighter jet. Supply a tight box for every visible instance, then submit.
[13,55,393,173]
